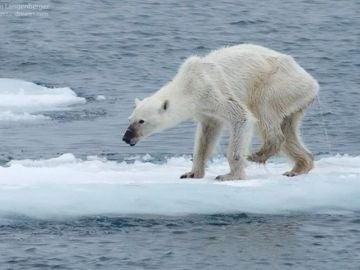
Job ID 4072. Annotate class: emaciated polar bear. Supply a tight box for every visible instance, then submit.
[123,44,319,180]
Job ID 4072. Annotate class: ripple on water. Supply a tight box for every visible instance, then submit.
[0,213,359,269]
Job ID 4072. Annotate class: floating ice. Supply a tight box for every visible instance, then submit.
[0,154,359,218]
[0,111,50,121]
[0,78,86,121]
[96,95,106,101]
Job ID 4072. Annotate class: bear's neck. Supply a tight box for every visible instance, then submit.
[154,81,195,123]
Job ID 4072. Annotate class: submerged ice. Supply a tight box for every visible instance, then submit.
[0,154,359,218]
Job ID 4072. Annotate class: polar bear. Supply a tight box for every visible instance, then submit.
[123,44,319,180]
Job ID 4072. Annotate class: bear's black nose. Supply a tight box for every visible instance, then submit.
[122,136,131,144]
[122,127,136,145]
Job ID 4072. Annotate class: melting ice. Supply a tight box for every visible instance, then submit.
[0,154,359,218]
[0,78,85,121]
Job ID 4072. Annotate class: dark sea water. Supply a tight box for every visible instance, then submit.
[0,0,359,269]
[1,214,360,270]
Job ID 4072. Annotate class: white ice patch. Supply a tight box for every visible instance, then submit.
[96,95,106,101]
[0,78,86,121]
[0,154,359,218]
[0,111,51,121]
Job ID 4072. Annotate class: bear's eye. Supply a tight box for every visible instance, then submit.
[139,119,145,124]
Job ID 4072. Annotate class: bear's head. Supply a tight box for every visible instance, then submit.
[122,97,170,146]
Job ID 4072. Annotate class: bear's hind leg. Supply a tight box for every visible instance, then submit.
[248,117,285,164]
[180,117,223,179]
[281,110,314,176]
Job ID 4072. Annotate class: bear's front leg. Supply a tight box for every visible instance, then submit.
[216,117,253,181]
[180,118,223,179]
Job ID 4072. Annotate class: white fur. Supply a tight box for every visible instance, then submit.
[127,44,319,180]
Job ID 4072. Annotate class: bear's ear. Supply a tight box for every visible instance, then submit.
[162,100,169,112]
[135,98,141,107]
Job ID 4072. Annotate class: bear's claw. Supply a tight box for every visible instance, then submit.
[215,175,228,181]
[180,172,195,179]
[283,171,302,177]
[180,171,205,179]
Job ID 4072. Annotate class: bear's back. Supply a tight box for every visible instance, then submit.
[204,44,284,64]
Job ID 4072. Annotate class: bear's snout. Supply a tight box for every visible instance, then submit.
[122,126,138,146]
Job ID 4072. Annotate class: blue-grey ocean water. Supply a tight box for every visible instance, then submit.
[0,0,359,269]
